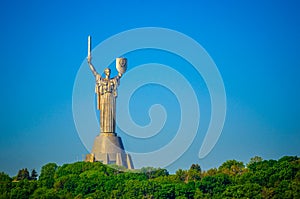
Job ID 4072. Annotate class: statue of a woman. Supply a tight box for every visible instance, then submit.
[87,56,123,133]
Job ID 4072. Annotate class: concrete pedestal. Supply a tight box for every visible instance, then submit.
[86,133,134,169]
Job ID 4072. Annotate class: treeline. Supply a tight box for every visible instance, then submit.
[0,156,299,198]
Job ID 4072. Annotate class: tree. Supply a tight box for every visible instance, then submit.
[199,173,232,196]
[175,182,196,198]
[202,168,217,177]
[190,164,201,172]
[278,156,298,163]
[30,169,38,180]
[155,184,175,199]
[223,183,262,198]
[31,187,60,199]
[9,178,37,199]
[39,163,58,188]
[248,156,263,164]
[175,169,188,182]
[193,188,204,199]
[219,160,245,176]
[246,156,263,174]
[0,172,11,196]
[16,168,30,181]
[0,156,299,198]
[187,164,201,181]
[140,167,168,179]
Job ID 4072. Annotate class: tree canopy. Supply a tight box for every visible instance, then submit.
[0,156,299,198]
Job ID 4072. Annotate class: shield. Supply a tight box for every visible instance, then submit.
[116,58,127,74]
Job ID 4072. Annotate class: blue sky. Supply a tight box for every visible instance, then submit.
[0,0,299,175]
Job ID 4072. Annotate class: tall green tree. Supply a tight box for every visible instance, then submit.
[39,163,58,188]
[16,168,30,180]
[175,169,188,182]
[30,169,38,180]
[187,164,201,181]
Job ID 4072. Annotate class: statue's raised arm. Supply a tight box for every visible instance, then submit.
[87,56,98,77]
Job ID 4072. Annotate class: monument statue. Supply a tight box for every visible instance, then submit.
[87,57,125,133]
[85,36,133,169]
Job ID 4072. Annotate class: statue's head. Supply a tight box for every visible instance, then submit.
[104,68,111,77]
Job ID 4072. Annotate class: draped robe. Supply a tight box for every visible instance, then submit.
[95,75,120,133]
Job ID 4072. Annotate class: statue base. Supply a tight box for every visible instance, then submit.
[85,133,134,169]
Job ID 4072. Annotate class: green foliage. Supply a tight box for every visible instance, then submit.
[219,159,245,176]
[16,168,30,181]
[187,164,201,181]
[223,183,262,198]
[202,168,217,177]
[31,187,60,199]
[39,163,58,188]
[10,179,37,199]
[175,182,196,198]
[30,169,38,180]
[155,183,175,199]
[140,166,169,179]
[0,156,299,198]
[175,169,188,182]
[278,155,298,163]
[199,173,232,196]
[0,172,11,198]
[247,156,263,167]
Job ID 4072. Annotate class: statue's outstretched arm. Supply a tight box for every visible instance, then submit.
[87,57,98,77]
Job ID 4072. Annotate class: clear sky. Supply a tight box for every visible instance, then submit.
[0,0,299,176]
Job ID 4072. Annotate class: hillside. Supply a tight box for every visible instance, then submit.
[0,156,299,198]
